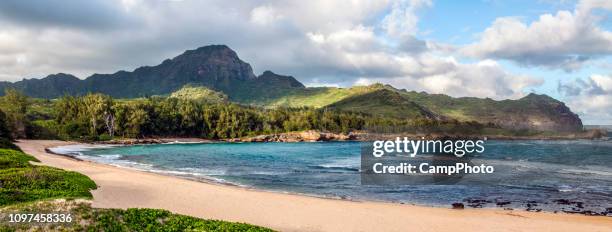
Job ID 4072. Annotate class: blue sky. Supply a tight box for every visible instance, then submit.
[419,0,578,44]
[0,0,610,124]
[411,0,610,100]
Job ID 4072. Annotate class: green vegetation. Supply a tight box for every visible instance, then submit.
[2,86,576,141]
[169,85,228,103]
[53,94,368,140]
[0,200,275,232]
[0,112,21,151]
[243,83,582,132]
[0,110,11,139]
[0,149,37,168]
[0,148,96,206]
[50,91,522,140]
[0,89,29,138]
[241,85,377,108]
[327,88,438,119]
[0,111,96,206]
[0,111,274,231]
[0,138,21,151]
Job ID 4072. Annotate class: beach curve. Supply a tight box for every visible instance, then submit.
[16,139,612,232]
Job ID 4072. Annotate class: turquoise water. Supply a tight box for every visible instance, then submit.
[51,140,612,214]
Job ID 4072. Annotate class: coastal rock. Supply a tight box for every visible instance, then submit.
[489,93,583,132]
[463,198,492,208]
[605,208,612,216]
[233,130,355,142]
[451,203,464,209]
[495,201,511,207]
[299,130,322,141]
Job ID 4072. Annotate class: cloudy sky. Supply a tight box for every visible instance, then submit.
[0,0,611,124]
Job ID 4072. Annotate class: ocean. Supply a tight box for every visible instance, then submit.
[50,139,612,214]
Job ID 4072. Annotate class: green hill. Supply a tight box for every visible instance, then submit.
[241,85,381,108]
[169,85,228,103]
[326,88,440,120]
[240,83,581,132]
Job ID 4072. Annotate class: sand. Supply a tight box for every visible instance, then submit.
[15,140,612,232]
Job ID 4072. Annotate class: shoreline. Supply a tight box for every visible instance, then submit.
[15,140,612,232]
[40,141,610,215]
[89,129,608,146]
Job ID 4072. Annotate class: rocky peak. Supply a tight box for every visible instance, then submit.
[164,44,256,81]
[256,71,305,88]
[520,93,558,102]
[44,73,81,82]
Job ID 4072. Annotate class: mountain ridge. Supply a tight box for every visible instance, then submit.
[0,45,304,99]
[0,45,583,132]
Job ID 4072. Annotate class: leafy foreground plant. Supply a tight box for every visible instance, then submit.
[0,149,97,206]
[0,200,275,232]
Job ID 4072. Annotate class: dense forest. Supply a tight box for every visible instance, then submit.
[51,94,368,139]
[0,88,492,141]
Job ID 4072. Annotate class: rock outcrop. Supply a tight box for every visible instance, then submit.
[229,130,355,142]
[487,93,583,132]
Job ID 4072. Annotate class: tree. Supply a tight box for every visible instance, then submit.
[82,93,113,137]
[127,106,149,138]
[112,104,129,137]
[178,100,202,135]
[105,107,116,137]
[0,88,29,138]
[0,110,11,139]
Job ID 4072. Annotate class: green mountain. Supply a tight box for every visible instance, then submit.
[250,83,582,132]
[334,85,581,132]
[0,45,304,100]
[0,45,583,132]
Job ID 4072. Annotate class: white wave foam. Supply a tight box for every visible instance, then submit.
[319,157,360,169]
[559,168,612,176]
[49,144,120,155]
[163,141,206,144]
[177,167,227,176]
[49,144,245,186]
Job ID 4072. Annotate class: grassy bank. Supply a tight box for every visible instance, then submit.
[0,148,96,206]
[1,200,273,232]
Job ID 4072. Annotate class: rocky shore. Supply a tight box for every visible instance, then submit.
[93,128,607,145]
[94,131,357,145]
[451,198,612,217]
[227,130,357,142]
[357,128,608,141]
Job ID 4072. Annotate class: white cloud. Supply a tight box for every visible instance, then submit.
[250,6,282,26]
[577,0,612,12]
[369,58,542,99]
[559,74,612,124]
[0,0,541,101]
[462,0,612,71]
[382,0,432,39]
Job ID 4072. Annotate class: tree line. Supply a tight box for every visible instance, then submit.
[51,93,372,140]
[0,89,490,141]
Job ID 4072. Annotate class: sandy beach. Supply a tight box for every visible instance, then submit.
[15,139,612,232]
